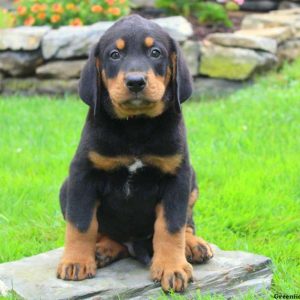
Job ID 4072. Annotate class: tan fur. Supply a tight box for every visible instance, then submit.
[187,188,198,221]
[89,151,135,171]
[57,207,98,280]
[143,69,168,102]
[101,68,169,118]
[143,154,183,175]
[185,225,214,263]
[89,152,183,174]
[96,234,129,268]
[171,53,177,81]
[144,36,154,47]
[151,204,193,292]
[115,38,125,50]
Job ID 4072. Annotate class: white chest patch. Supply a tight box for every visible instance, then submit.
[128,159,144,173]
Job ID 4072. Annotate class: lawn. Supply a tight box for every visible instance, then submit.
[0,60,300,298]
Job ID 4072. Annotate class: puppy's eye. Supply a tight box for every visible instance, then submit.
[150,48,161,58]
[110,50,120,60]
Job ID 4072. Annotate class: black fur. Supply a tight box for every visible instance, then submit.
[60,15,196,263]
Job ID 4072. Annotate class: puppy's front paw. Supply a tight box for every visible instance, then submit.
[185,235,213,264]
[57,256,97,281]
[151,258,193,292]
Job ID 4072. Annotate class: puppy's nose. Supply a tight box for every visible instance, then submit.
[125,74,146,93]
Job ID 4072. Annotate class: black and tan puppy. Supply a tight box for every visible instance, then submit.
[57,15,213,292]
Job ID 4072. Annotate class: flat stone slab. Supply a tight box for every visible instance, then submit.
[235,27,294,43]
[36,60,86,79]
[0,245,273,300]
[0,26,50,51]
[199,42,278,80]
[207,33,277,54]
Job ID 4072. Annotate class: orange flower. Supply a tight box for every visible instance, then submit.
[105,0,115,6]
[91,5,103,13]
[50,14,61,23]
[119,0,126,3]
[107,7,121,16]
[69,18,83,26]
[17,6,27,16]
[37,12,46,20]
[66,3,76,10]
[52,3,64,13]
[24,16,35,26]
[39,4,47,12]
[31,4,40,13]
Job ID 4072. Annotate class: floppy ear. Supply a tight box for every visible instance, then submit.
[170,40,193,112]
[78,45,101,115]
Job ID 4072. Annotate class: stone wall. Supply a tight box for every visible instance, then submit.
[1,9,300,97]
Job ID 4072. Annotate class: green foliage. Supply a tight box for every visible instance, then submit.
[225,1,240,11]
[197,2,232,26]
[155,0,232,27]
[13,0,129,28]
[1,60,300,297]
[0,8,15,28]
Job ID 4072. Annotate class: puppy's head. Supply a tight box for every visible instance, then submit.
[79,15,192,119]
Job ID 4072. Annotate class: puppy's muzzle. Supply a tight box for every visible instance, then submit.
[125,73,146,93]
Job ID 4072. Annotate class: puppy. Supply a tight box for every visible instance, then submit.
[57,15,213,292]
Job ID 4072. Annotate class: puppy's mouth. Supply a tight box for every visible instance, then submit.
[120,96,156,109]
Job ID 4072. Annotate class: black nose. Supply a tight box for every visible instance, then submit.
[125,74,146,93]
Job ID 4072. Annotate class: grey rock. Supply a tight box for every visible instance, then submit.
[0,245,273,299]
[0,51,43,77]
[199,43,278,80]
[279,1,300,9]
[207,33,277,53]
[153,16,193,42]
[36,60,86,79]
[278,38,300,61]
[2,78,78,94]
[182,40,200,76]
[235,27,294,43]
[193,77,252,100]
[241,13,300,30]
[272,7,300,14]
[41,22,114,59]
[0,26,50,51]
[0,0,13,9]
[130,0,155,8]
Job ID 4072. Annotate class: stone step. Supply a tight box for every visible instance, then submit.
[0,245,273,300]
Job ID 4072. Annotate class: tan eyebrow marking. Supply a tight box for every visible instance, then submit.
[115,38,125,50]
[144,36,154,47]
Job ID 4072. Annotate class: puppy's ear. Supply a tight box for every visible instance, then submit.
[79,45,101,115]
[170,40,193,112]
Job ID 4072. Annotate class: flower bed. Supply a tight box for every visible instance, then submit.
[12,0,129,27]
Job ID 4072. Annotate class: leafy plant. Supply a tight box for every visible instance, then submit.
[13,0,130,28]
[197,2,232,27]
[0,8,15,29]
[155,0,243,27]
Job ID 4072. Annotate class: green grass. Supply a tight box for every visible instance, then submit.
[1,60,300,298]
